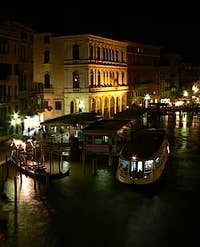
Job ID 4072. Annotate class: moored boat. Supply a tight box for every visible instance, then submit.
[116,128,170,185]
[10,137,70,181]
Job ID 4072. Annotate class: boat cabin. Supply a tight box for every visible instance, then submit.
[82,119,132,157]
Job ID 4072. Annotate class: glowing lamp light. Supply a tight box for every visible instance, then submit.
[192,84,199,93]
[13,112,19,120]
[183,90,188,97]
[144,94,150,100]
[10,112,21,125]
[79,100,84,108]
[79,100,84,112]
[132,155,136,160]
[10,111,22,134]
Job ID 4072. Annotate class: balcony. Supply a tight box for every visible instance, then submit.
[32,82,43,94]
[89,84,129,93]
[44,84,53,93]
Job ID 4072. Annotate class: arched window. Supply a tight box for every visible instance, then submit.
[104,97,109,119]
[116,97,119,113]
[90,71,94,86]
[112,50,114,61]
[122,72,124,85]
[44,50,50,63]
[73,71,79,88]
[116,50,119,62]
[110,97,115,116]
[98,71,101,85]
[91,98,95,112]
[103,48,105,60]
[44,73,50,88]
[18,72,27,91]
[73,44,79,60]
[115,72,119,84]
[89,45,93,59]
[97,46,100,60]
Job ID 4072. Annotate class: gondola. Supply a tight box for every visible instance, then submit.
[10,137,70,181]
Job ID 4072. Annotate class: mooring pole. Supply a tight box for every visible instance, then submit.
[92,158,97,176]
[108,144,113,167]
[14,176,17,210]
[82,149,86,174]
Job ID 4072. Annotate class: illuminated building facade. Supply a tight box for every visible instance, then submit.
[0,21,43,135]
[34,34,129,121]
[160,53,182,103]
[126,41,161,107]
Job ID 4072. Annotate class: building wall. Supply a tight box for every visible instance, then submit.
[34,33,65,120]
[0,21,36,134]
[63,34,129,119]
[34,33,129,121]
[126,41,161,107]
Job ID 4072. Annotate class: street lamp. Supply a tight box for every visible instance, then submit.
[79,100,84,112]
[144,94,150,108]
[10,112,22,134]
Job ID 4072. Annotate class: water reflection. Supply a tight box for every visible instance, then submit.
[1,111,200,246]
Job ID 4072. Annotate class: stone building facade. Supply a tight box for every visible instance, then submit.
[34,33,129,121]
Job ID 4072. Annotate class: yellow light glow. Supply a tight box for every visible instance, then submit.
[79,100,84,109]
[11,138,26,150]
[183,90,188,97]
[13,112,19,120]
[10,111,21,127]
[175,101,184,106]
[132,155,136,160]
[192,84,199,93]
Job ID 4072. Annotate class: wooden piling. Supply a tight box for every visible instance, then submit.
[14,176,17,210]
[92,158,97,176]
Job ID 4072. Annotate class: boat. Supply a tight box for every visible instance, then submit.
[10,137,70,181]
[13,159,48,181]
[116,128,170,185]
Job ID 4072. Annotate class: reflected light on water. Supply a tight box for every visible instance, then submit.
[94,168,114,191]
[17,175,36,202]
[3,175,36,203]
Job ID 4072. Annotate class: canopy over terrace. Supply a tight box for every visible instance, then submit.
[41,112,102,127]
[40,112,103,144]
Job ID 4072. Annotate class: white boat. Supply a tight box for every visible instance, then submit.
[116,128,170,185]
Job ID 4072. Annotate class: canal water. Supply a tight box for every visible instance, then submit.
[1,112,200,247]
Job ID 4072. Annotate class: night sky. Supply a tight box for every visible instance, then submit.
[1,4,199,63]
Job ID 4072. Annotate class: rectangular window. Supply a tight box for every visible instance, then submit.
[137,161,143,172]
[14,64,19,75]
[44,101,48,108]
[131,161,137,172]
[55,101,62,110]
[44,36,50,44]
[89,45,93,59]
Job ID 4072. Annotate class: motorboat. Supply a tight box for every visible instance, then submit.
[116,128,170,185]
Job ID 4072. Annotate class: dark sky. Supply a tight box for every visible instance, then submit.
[1,4,199,63]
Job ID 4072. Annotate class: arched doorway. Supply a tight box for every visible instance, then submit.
[110,96,115,117]
[104,97,109,119]
[116,96,120,113]
[91,98,96,112]
[70,101,74,113]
